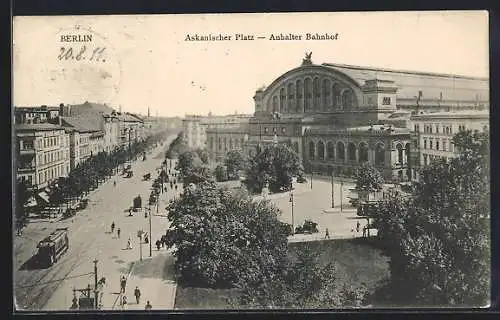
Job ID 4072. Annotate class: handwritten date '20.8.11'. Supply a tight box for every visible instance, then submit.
[58,46,107,62]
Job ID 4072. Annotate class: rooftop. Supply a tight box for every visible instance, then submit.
[206,124,250,134]
[60,116,101,133]
[15,123,64,131]
[309,124,411,135]
[411,109,490,120]
[321,63,489,103]
[65,101,116,116]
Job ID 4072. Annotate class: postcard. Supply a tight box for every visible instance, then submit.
[12,11,490,311]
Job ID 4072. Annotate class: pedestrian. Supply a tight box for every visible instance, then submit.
[362,227,366,238]
[144,233,149,244]
[120,275,127,293]
[122,295,128,309]
[117,228,121,238]
[145,301,152,310]
[156,239,161,251]
[325,228,330,239]
[134,286,141,304]
[356,221,360,233]
[113,180,116,187]
[127,237,132,249]
[161,235,166,247]
[111,221,115,233]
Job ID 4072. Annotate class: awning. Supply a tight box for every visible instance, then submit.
[37,191,50,203]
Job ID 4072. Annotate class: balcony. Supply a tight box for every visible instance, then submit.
[19,148,35,155]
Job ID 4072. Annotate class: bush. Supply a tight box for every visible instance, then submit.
[215,165,229,182]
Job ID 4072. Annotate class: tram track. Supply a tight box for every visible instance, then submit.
[14,137,176,311]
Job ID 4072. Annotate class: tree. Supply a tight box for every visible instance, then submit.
[355,162,384,198]
[235,243,364,308]
[224,150,246,180]
[164,181,289,288]
[175,150,203,178]
[214,164,228,182]
[372,129,490,306]
[15,179,30,233]
[244,144,302,194]
[195,148,210,164]
[166,132,188,159]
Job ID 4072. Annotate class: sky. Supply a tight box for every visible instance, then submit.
[13,11,489,117]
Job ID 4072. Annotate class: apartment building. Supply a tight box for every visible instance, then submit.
[15,123,71,191]
[411,110,489,169]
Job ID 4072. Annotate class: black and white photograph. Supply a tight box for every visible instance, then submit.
[12,11,490,311]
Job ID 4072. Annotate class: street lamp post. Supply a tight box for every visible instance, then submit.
[340,178,344,213]
[289,192,294,233]
[331,170,335,208]
[149,206,152,257]
[93,259,99,309]
[138,230,143,261]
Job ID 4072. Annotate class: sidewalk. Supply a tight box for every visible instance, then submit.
[109,251,177,311]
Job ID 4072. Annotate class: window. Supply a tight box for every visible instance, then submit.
[309,141,315,159]
[264,127,269,133]
[436,141,440,150]
[382,97,391,105]
[317,141,325,160]
[327,142,335,160]
[430,126,433,134]
[423,154,428,166]
[424,139,427,149]
[396,144,403,163]
[282,127,286,133]
[443,140,447,151]
[436,124,440,134]
[375,143,385,165]
[359,142,369,162]
[429,140,433,149]
[348,143,357,162]
[336,142,345,161]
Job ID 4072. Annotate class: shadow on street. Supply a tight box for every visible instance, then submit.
[117,253,176,282]
[18,254,48,271]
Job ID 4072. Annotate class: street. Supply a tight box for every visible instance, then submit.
[14,136,180,311]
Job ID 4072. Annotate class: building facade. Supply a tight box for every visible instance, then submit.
[15,123,70,190]
[14,105,60,125]
[182,113,252,150]
[206,125,249,162]
[411,110,489,171]
[244,54,488,182]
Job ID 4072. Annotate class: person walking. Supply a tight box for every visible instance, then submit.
[111,221,115,233]
[156,239,161,251]
[362,226,366,238]
[145,301,152,310]
[127,237,132,249]
[134,286,141,304]
[356,221,361,233]
[120,275,127,293]
[144,233,149,244]
[117,228,121,238]
[324,228,330,239]
[121,295,128,309]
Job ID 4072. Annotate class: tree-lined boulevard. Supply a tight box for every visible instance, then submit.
[14,134,180,310]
